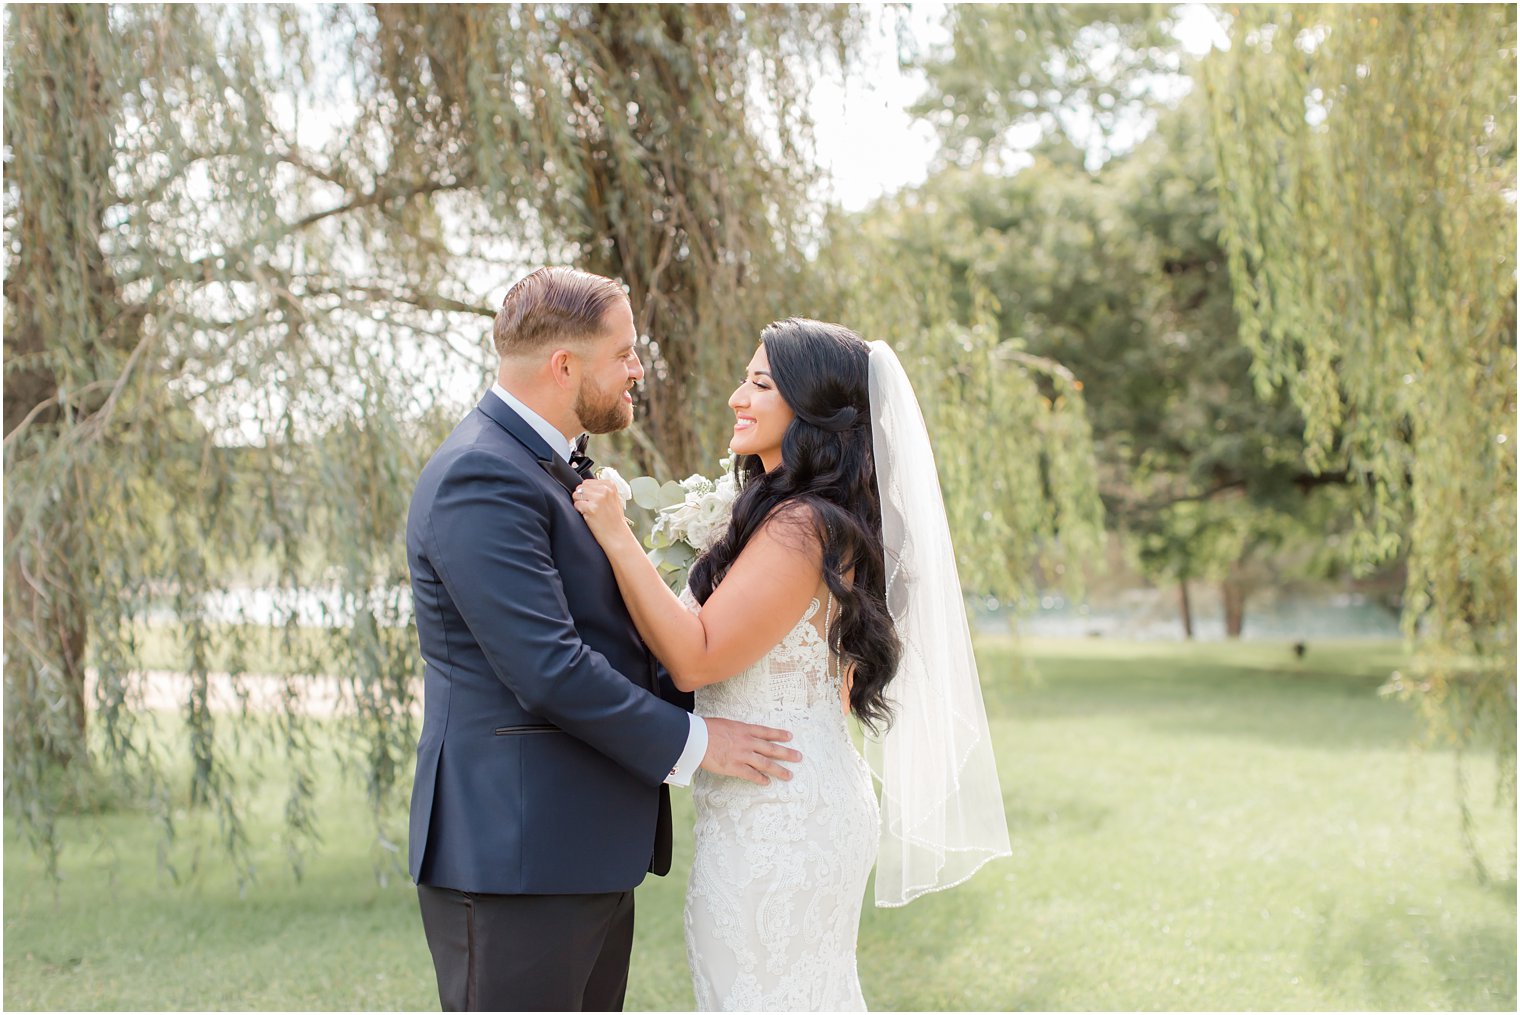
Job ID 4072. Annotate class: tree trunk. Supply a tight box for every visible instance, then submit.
[579,7,708,479]
[4,4,128,770]
[1178,579,1194,640]
[1221,577,1247,639]
[4,323,92,766]
[3,542,91,769]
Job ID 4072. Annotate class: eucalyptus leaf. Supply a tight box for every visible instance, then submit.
[630,476,664,511]
[657,481,688,509]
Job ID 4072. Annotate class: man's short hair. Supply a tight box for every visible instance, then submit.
[493,267,629,357]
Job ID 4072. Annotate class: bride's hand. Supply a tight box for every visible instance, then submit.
[572,479,633,546]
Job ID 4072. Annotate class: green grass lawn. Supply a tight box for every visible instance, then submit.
[5,638,1515,1010]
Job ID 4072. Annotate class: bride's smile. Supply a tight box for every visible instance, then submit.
[728,344,794,471]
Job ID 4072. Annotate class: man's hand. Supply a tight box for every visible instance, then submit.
[700,717,802,785]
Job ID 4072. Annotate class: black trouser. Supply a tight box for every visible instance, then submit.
[417,885,635,1012]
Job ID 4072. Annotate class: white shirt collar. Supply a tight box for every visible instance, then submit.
[490,382,576,462]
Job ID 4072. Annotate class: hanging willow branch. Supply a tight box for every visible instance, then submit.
[1,3,869,881]
[4,3,1105,883]
[813,211,1107,605]
[1203,5,1517,815]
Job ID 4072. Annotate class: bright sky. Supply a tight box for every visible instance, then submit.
[811,2,1230,210]
[808,3,949,212]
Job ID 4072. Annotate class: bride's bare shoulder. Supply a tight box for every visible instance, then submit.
[753,498,825,564]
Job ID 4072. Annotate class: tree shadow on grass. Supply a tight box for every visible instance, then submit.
[1002,787,1113,837]
[978,644,1427,754]
[1306,888,1518,1010]
[857,859,1038,1010]
[1139,695,1425,754]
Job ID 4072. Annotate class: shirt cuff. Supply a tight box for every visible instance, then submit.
[664,713,707,787]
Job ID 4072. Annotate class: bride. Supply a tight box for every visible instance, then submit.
[572,318,1010,1011]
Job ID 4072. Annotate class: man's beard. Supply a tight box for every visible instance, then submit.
[575,378,633,435]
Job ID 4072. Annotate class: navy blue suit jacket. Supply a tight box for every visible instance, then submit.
[406,392,693,894]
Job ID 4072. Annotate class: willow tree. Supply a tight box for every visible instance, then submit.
[5,3,1104,881]
[913,3,1182,168]
[364,3,867,475]
[1203,4,1517,854]
[811,210,1106,609]
[2,2,863,877]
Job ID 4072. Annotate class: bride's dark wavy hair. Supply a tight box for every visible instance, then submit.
[688,318,901,732]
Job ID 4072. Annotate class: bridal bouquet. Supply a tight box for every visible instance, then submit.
[600,457,739,591]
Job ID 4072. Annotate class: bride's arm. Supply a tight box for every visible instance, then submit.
[573,479,822,692]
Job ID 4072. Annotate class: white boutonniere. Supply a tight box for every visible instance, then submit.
[596,466,633,505]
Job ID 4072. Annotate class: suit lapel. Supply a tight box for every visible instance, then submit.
[476,390,650,690]
[477,391,558,461]
[478,391,584,495]
[538,457,584,494]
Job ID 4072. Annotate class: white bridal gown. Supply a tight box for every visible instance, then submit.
[680,588,878,1012]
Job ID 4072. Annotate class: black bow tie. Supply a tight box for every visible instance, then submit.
[569,433,596,480]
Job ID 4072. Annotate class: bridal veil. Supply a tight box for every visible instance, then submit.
[865,340,1013,908]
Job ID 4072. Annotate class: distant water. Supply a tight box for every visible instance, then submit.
[151,585,410,629]
[972,589,1403,642]
[158,584,1403,642]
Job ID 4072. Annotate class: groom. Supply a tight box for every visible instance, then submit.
[407,266,800,1011]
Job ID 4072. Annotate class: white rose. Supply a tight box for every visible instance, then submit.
[663,501,700,542]
[596,467,632,504]
[687,518,723,551]
[697,492,729,525]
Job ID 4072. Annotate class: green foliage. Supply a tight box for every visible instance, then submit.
[813,214,1106,605]
[630,477,690,513]
[1203,4,1518,805]
[365,3,867,476]
[914,3,1183,166]
[862,86,1350,616]
[0,3,870,877]
[3,4,1107,882]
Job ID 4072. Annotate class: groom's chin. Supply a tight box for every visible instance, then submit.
[583,408,634,436]
[609,402,635,432]
[573,390,635,435]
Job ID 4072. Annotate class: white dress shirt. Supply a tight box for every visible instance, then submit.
[487,383,707,787]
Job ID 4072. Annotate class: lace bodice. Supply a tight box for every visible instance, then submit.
[678,588,844,724]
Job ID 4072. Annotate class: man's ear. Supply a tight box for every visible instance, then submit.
[548,348,577,390]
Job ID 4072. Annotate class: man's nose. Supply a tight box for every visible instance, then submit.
[629,355,645,383]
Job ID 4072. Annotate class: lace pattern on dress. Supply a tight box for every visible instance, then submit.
[679,588,879,1012]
